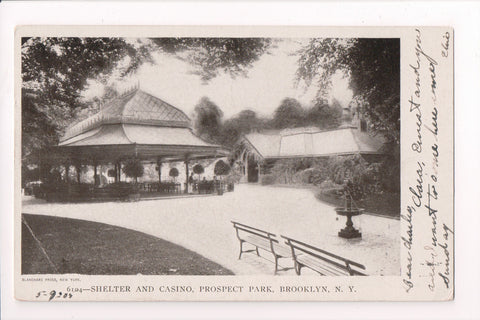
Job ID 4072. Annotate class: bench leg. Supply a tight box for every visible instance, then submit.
[294,262,302,275]
[273,255,279,275]
[255,247,260,256]
[238,240,245,260]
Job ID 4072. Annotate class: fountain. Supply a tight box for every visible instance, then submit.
[335,180,363,239]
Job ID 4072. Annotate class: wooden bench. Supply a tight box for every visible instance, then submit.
[231,221,291,274]
[281,235,367,276]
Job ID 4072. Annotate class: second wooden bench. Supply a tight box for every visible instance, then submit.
[282,235,367,276]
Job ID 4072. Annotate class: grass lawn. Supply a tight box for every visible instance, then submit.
[22,214,233,275]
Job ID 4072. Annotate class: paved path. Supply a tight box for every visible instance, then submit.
[22,184,400,275]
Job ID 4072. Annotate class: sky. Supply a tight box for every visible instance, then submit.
[83,38,353,119]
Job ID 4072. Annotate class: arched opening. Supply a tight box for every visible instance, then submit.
[247,154,259,183]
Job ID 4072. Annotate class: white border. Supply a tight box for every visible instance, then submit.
[1,1,479,319]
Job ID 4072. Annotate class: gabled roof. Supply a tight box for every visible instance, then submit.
[61,88,191,142]
[244,126,385,159]
[243,132,282,158]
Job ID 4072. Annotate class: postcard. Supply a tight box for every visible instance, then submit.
[14,25,453,301]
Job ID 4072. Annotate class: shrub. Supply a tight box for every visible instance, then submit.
[322,155,385,200]
[169,168,179,181]
[294,168,325,185]
[122,159,144,183]
[318,179,343,198]
[107,169,116,178]
[319,179,341,189]
[193,164,204,175]
[260,174,276,185]
[214,160,231,176]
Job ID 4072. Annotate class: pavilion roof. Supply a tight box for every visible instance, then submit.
[61,88,191,142]
[243,126,385,159]
[59,124,218,148]
[51,88,229,163]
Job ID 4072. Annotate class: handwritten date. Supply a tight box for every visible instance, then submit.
[35,290,73,301]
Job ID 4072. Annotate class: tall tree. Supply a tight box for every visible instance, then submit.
[21,37,152,161]
[271,98,305,129]
[192,97,224,143]
[221,110,268,147]
[304,99,342,129]
[296,38,400,143]
[150,38,272,82]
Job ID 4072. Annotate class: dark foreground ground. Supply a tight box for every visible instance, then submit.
[22,214,233,275]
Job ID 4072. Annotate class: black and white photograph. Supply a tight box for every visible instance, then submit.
[12,25,454,302]
[20,35,400,278]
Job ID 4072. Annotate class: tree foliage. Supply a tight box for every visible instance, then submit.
[297,38,400,143]
[150,38,272,82]
[122,159,144,182]
[21,37,152,160]
[21,37,272,160]
[221,110,269,147]
[192,97,224,143]
[193,164,204,176]
[271,98,305,129]
[214,160,231,176]
[304,99,343,129]
[169,167,179,181]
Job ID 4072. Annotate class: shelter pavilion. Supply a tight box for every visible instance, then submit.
[41,87,229,198]
[237,124,386,183]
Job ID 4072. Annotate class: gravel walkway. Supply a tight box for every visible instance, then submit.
[22,184,400,275]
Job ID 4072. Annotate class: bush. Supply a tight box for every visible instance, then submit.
[260,154,395,199]
[260,174,276,185]
[107,169,116,178]
[214,160,231,176]
[317,180,344,198]
[193,164,204,175]
[169,168,179,181]
[294,168,325,185]
[319,179,342,189]
[325,155,380,200]
[122,159,144,183]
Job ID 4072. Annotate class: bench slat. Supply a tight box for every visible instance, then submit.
[282,236,367,276]
[296,255,351,276]
[282,236,365,270]
[231,221,275,236]
[243,235,291,257]
[235,226,273,241]
[290,244,356,272]
[244,235,271,250]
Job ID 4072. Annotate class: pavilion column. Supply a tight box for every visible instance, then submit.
[257,162,261,184]
[157,159,162,184]
[114,163,119,183]
[184,159,189,194]
[93,163,98,186]
[113,164,117,183]
[245,152,249,183]
[64,163,70,183]
[76,166,81,184]
[117,162,122,183]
